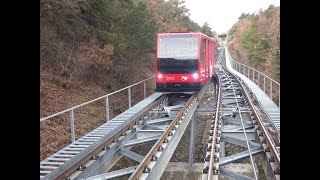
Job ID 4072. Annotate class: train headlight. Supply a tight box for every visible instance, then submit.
[158,74,163,79]
[193,73,199,79]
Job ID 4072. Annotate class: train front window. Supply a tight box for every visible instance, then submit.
[158,36,198,74]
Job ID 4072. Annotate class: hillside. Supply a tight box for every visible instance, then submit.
[40,0,217,161]
[227,5,280,82]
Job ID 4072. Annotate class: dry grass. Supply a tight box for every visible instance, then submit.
[40,70,155,161]
[40,71,107,160]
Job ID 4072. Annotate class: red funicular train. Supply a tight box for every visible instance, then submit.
[156,32,216,92]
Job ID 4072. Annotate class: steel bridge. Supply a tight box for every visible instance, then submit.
[40,41,280,180]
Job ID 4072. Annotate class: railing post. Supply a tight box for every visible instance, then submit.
[243,65,245,75]
[270,79,273,100]
[279,88,280,108]
[243,65,244,75]
[246,66,248,79]
[253,69,255,83]
[242,64,244,75]
[106,95,109,121]
[245,66,247,77]
[242,65,244,75]
[263,76,266,93]
[70,109,75,143]
[144,81,147,99]
[243,64,244,75]
[189,114,196,168]
[248,67,250,80]
[128,87,131,108]
[246,66,248,78]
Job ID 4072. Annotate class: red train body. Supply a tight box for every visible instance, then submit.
[155,32,216,92]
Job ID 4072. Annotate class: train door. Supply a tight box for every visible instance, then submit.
[212,40,215,75]
[200,37,205,83]
[207,39,210,80]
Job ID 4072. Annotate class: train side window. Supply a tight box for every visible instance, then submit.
[201,39,205,67]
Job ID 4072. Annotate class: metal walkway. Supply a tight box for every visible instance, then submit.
[40,92,163,179]
[224,48,280,133]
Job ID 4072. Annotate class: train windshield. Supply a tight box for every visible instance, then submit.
[158,37,198,59]
[157,36,198,74]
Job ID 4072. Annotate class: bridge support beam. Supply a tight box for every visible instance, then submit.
[189,114,196,168]
[220,116,225,158]
[260,152,279,180]
[86,166,138,180]
[220,167,255,180]
[222,129,256,141]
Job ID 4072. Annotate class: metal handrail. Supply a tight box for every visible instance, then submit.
[40,76,155,122]
[226,50,280,107]
[240,63,279,86]
[227,51,279,85]
[40,76,155,143]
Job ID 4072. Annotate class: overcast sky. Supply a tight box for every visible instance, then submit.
[183,0,280,34]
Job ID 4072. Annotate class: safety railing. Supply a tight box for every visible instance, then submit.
[40,76,155,160]
[228,56,280,108]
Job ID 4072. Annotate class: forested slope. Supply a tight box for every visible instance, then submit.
[227,5,280,82]
[40,0,216,160]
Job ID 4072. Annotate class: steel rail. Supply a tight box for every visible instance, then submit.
[258,101,280,138]
[81,113,159,179]
[43,94,165,180]
[129,93,197,179]
[221,47,279,165]
[223,71,258,180]
[240,80,280,165]
[222,66,280,172]
[206,74,221,180]
[216,45,279,178]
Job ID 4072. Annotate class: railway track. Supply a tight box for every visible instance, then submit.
[40,93,167,179]
[41,79,210,179]
[41,47,279,180]
[128,93,197,179]
[202,48,280,180]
